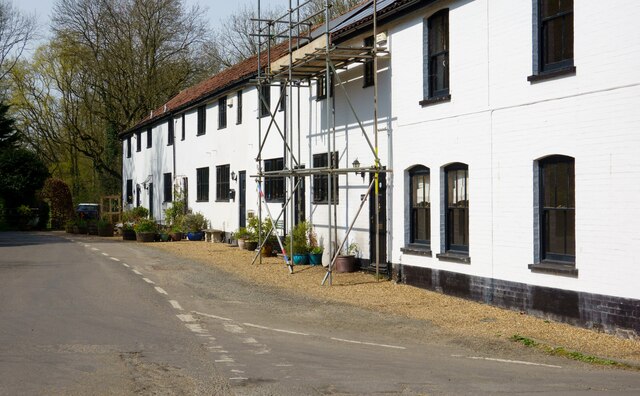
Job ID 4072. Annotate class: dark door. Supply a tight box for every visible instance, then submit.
[369,170,387,272]
[239,171,246,228]
[294,165,306,225]
[149,183,154,218]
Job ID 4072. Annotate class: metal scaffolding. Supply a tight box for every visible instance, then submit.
[250,0,388,285]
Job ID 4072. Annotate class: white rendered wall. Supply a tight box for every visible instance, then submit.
[389,0,640,299]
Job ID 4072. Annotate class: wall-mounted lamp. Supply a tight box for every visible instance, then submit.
[231,171,237,181]
[352,158,365,181]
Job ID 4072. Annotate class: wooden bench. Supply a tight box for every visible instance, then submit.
[203,229,224,243]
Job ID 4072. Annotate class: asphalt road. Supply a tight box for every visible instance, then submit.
[1,232,640,395]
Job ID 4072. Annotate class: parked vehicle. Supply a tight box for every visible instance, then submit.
[76,203,100,220]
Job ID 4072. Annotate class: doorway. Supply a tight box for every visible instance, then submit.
[239,171,246,228]
[368,170,387,272]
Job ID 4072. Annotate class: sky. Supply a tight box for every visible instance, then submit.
[15,0,291,54]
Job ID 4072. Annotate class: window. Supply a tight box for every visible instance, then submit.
[535,0,574,75]
[259,85,271,118]
[181,114,185,140]
[126,179,133,204]
[168,120,174,146]
[316,73,333,100]
[147,128,152,148]
[264,158,285,202]
[218,96,227,129]
[126,137,131,158]
[216,164,230,201]
[409,166,430,246]
[539,155,575,263]
[363,36,374,87]
[196,167,209,202]
[278,82,285,112]
[236,90,243,124]
[197,105,206,135]
[444,163,468,254]
[136,184,141,207]
[136,131,141,152]
[163,173,172,202]
[424,9,449,101]
[312,152,339,204]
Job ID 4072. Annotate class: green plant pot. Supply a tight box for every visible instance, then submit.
[159,233,170,242]
[309,252,323,266]
[292,253,309,265]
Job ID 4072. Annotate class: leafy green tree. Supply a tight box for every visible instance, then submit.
[0,147,49,207]
[0,101,18,150]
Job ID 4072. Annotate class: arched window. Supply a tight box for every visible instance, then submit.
[409,166,430,246]
[445,163,468,254]
[539,155,575,263]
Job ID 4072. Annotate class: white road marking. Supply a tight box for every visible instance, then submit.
[176,314,195,323]
[132,269,142,275]
[185,323,207,334]
[208,348,229,353]
[84,244,91,247]
[243,322,309,336]
[110,257,120,262]
[101,252,109,256]
[466,356,562,368]
[242,337,258,344]
[275,364,293,367]
[122,263,130,268]
[154,286,168,295]
[330,337,406,350]
[215,356,234,363]
[142,277,155,284]
[169,300,183,310]
[229,377,247,380]
[230,370,245,373]
[91,247,99,251]
[223,324,245,334]
[192,311,233,322]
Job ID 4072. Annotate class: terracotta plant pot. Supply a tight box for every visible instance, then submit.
[261,243,274,257]
[169,232,182,241]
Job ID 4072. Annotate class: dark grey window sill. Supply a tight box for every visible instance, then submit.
[401,246,432,257]
[436,252,470,264]
[419,94,451,107]
[312,201,339,205]
[528,261,578,277]
[195,200,209,203]
[215,199,231,202]
[527,66,576,83]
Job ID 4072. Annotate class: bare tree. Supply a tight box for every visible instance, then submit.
[0,1,36,81]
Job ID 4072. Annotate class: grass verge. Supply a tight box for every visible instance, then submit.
[510,334,639,370]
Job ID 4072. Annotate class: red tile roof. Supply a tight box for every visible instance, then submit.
[121,43,290,136]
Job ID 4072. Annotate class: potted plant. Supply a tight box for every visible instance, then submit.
[234,227,251,249]
[285,221,310,265]
[122,223,136,240]
[65,219,76,233]
[169,223,183,241]
[134,218,157,242]
[183,212,207,241]
[335,242,359,273]
[308,227,323,265]
[76,219,88,234]
[158,224,170,242]
[97,218,114,237]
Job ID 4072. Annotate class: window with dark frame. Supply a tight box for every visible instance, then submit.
[539,155,575,263]
[363,36,374,88]
[146,128,152,148]
[197,105,206,135]
[264,158,285,202]
[136,185,141,207]
[181,114,185,140]
[316,72,333,100]
[538,0,574,74]
[445,163,468,254]
[427,9,449,99]
[236,90,243,124]
[216,164,230,201]
[126,137,131,158]
[196,167,209,202]
[168,119,174,146]
[312,152,339,204]
[259,85,271,118]
[136,131,141,152]
[163,172,172,202]
[218,96,227,129]
[126,179,133,204]
[409,166,430,247]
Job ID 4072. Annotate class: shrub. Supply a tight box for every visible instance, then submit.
[285,221,310,255]
[134,218,157,233]
[182,212,207,232]
[41,178,73,229]
[123,206,149,223]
